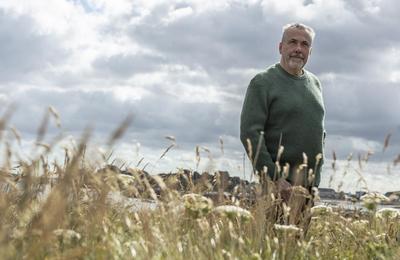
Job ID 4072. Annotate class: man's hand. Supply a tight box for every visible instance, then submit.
[276,178,292,203]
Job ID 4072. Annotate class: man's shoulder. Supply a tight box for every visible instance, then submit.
[251,64,280,84]
[305,70,322,89]
[305,70,319,80]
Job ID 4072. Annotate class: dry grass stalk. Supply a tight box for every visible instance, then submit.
[0,105,15,143]
[35,108,50,147]
[158,144,175,161]
[195,145,200,169]
[107,114,133,147]
[0,117,399,259]
[393,154,400,166]
[48,106,61,129]
[219,136,224,156]
[382,133,391,153]
[9,126,21,146]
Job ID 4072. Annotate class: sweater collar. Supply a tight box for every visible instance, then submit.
[276,63,307,80]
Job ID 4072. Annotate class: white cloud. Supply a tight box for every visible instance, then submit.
[0,0,399,192]
[320,159,399,193]
[80,0,133,16]
[389,71,400,83]
[378,47,400,83]
[162,6,193,25]
[112,86,151,102]
[0,0,89,35]
[261,0,357,26]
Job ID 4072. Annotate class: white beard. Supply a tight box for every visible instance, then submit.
[288,57,304,71]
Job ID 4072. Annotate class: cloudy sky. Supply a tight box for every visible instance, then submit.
[0,0,399,192]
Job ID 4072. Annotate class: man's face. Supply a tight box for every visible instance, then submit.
[279,28,312,75]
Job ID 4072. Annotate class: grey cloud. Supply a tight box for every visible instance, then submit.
[6,87,239,151]
[323,76,400,142]
[0,9,67,83]
[2,0,400,170]
[310,27,395,75]
[128,91,239,147]
[128,2,279,73]
[92,53,166,78]
[308,1,400,75]
[122,1,400,157]
[8,89,131,139]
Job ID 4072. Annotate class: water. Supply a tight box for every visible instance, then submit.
[318,199,400,210]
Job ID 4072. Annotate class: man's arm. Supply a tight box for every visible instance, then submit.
[240,76,277,180]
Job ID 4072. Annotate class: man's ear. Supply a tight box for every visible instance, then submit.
[309,47,312,56]
[279,42,282,54]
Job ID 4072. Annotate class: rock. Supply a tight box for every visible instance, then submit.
[99,166,267,204]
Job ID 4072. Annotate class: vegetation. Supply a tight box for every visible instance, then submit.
[0,110,399,259]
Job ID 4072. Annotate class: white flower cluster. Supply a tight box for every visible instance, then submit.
[360,192,390,203]
[351,219,369,230]
[53,229,82,244]
[375,208,400,220]
[213,205,252,221]
[310,205,333,216]
[274,224,303,233]
[360,192,390,210]
[182,193,213,218]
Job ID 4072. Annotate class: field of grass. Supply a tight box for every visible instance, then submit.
[0,112,399,259]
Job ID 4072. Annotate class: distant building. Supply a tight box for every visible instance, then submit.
[355,191,367,200]
[385,191,400,201]
[318,188,338,199]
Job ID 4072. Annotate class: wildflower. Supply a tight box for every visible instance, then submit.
[250,253,262,260]
[310,205,333,216]
[352,220,369,230]
[375,208,400,220]
[182,193,213,218]
[375,233,387,241]
[274,224,303,233]
[213,205,253,221]
[360,192,389,211]
[53,229,81,245]
[360,192,389,203]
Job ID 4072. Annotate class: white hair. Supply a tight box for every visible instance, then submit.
[282,23,315,42]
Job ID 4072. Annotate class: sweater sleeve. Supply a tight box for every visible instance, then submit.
[240,75,277,180]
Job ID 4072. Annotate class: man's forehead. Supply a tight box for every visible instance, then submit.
[283,28,312,43]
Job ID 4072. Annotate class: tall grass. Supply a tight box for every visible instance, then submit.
[0,110,399,259]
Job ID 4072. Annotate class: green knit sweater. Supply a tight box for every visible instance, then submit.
[240,63,325,187]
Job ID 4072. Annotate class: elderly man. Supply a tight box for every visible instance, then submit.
[240,23,325,203]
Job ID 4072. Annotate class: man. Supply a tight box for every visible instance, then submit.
[240,23,325,203]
